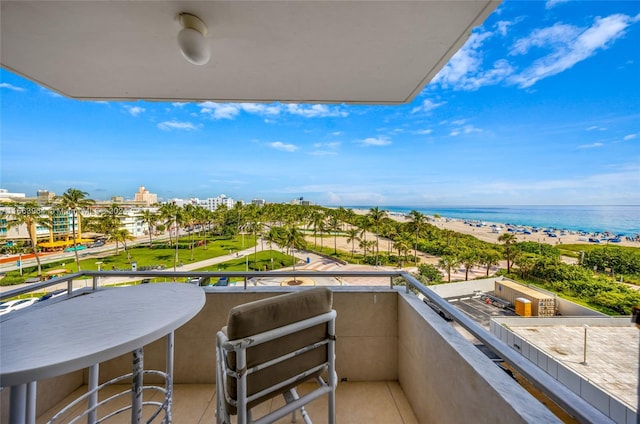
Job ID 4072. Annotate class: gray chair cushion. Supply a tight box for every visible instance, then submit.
[224,287,333,411]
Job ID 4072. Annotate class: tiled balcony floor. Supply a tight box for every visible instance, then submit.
[37,381,418,423]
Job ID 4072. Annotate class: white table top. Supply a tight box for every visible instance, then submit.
[0,283,205,387]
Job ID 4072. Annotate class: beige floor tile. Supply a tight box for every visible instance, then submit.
[38,381,418,423]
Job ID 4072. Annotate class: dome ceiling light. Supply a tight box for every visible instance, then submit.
[177,13,210,66]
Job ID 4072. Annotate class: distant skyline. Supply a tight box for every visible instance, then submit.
[1,1,639,207]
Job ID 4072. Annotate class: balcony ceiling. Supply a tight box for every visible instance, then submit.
[0,1,499,104]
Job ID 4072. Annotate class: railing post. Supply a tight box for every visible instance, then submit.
[67,279,73,295]
[92,276,99,291]
[244,277,247,290]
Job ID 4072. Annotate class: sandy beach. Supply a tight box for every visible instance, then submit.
[349,208,639,248]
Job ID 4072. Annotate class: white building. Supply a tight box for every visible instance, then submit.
[198,194,235,211]
[0,189,26,202]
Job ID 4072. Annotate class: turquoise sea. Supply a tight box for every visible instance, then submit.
[345,205,640,236]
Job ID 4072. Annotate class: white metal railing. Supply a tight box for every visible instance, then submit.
[1,270,614,423]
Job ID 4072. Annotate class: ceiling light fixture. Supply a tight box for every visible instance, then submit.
[177,13,210,66]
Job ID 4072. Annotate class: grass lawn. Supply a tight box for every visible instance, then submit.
[0,235,256,286]
[557,243,639,257]
[101,250,295,286]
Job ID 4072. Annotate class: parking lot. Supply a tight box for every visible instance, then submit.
[447,294,517,328]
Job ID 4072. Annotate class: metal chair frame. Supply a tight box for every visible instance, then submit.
[216,310,337,424]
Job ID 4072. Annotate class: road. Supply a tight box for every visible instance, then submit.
[0,237,351,294]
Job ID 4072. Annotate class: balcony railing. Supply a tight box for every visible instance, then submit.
[1,270,613,423]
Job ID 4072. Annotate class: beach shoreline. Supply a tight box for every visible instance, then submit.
[348,208,639,248]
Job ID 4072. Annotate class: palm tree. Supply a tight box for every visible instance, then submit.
[159,203,179,246]
[57,188,95,272]
[393,235,411,266]
[514,252,536,278]
[438,255,460,283]
[459,248,479,281]
[112,228,135,262]
[326,214,341,255]
[382,222,397,255]
[367,207,388,265]
[309,210,325,248]
[479,248,502,276]
[281,226,307,282]
[94,203,125,242]
[498,233,517,273]
[245,217,262,270]
[7,201,49,278]
[141,209,158,248]
[345,228,361,258]
[264,227,280,270]
[408,210,427,265]
[183,204,197,260]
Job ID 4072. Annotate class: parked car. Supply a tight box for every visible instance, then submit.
[211,276,229,287]
[0,298,39,315]
[39,289,67,302]
[89,240,105,248]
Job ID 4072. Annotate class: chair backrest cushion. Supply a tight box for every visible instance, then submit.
[225,287,333,407]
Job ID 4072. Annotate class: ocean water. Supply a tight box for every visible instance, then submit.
[348,205,640,236]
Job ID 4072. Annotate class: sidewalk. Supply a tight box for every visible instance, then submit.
[0,240,323,294]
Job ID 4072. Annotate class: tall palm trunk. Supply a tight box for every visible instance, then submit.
[71,210,81,271]
[28,230,43,278]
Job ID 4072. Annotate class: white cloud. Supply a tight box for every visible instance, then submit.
[578,142,604,149]
[511,24,579,55]
[432,31,514,91]
[359,136,391,147]
[0,83,26,92]
[432,13,639,91]
[269,141,299,152]
[480,164,639,199]
[331,131,343,136]
[286,104,348,118]
[411,99,446,114]
[545,0,570,9]
[495,20,514,37]
[510,14,637,88]
[623,133,637,141]
[124,105,145,117]
[450,125,482,137]
[172,102,186,108]
[199,102,346,119]
[310,142,340,156]
[157,120,198,131]
[200,102,241,120]
[586,126,607,131]
[241,103,282,116]
[413,129,433,135]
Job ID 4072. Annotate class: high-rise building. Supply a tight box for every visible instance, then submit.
[133,186,158,206]
[36,190,55,204]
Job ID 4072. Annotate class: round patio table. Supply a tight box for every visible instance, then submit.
[1,283,205,424]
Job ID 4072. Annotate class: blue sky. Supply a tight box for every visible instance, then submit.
[1,0,639,207]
